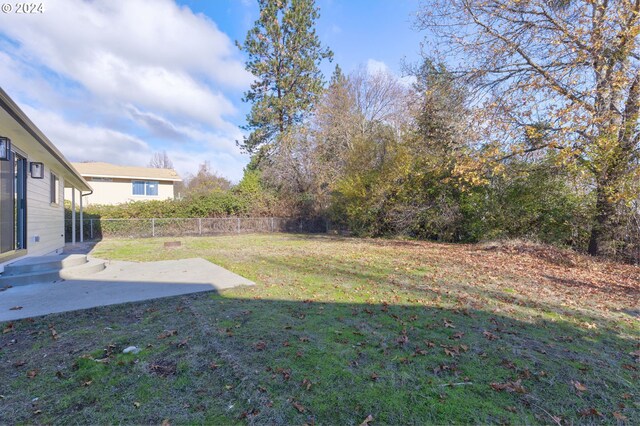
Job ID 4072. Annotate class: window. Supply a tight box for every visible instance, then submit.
[146,181,158,196]
[132,180,159,196]
[50,172,59,204]
[132,180,145,195]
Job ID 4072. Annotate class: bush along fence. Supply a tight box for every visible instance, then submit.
[64,217,330,242]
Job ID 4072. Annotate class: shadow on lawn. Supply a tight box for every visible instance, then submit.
[0,289,637,425]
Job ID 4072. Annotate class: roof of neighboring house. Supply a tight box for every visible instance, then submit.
[72,162,182,182]
[0,87,92,192]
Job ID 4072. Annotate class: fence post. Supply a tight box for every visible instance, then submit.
[237,217,240,233]
[152,218,155,237]
[271,217,274,233]
[198,218,202,235]
[90,219,94,240]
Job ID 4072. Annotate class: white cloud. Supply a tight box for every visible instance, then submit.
[0,0,252,125]
[366,59,390,75]
[0,0,252,181]
[24,105,247,182]
[366,58,416,87]
[23,106,153,167]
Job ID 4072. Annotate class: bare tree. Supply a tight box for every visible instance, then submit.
[148,151,174,169]
[417,0,640,255]
[184,161,231,196]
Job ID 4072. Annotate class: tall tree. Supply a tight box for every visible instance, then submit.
[417,0,640,255]
[237,0,333,155]
[148,151,173,169]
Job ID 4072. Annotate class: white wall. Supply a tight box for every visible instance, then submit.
[65,178,175,205]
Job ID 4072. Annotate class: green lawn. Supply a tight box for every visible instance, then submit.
[1,234,638,424]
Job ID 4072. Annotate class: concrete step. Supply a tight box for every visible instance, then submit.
[0,256,106,287]
[0,269,63,287]
[3,254,88,275]
[60,258,106,279]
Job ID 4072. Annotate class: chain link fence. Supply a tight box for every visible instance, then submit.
[65,217,330,242]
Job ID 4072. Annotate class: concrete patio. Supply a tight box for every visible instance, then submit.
[0,255,254,322]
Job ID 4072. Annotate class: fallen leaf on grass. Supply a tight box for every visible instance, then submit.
[572,381,587,392]
[578,408,602,417]
[3,323,13,333]
[50,326,59,341]
[395,332,409,346]
[443,319,455,328]
[158,330,178,339]
[359,414,374,426]
[613,412,627,420]
[291,400,306,413]
[161,419,171,426]
[133,402,141,408]
[82,380,93,387]
[302,378,312,391]
[276,367,291,380]
[26,370,38,379]
[13,360,26,367]
[209,363,221,370]
[299,336,310,342]
[255,341,267,351]
[483,331,499,340]
[9,306,23,311]
[33,410,42,415]
[490,380,526,394]
[441,344,468,357]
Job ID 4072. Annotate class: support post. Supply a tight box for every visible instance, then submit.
[71,188,76,244]
[90,219,94,240]
[198,218,202,235]
[237,217,240,233]
[79,192,84,243]
[152,218,155,237]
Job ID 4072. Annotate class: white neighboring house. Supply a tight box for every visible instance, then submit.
[66,162,181,205]
[0,87,92,269]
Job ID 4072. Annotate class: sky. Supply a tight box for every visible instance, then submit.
[0,0,424,182]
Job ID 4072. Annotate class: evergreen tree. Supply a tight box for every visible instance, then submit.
[237,0,332,155]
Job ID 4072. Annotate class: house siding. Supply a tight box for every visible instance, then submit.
[0,146,67,272]
[26,165,65,256]
[66,178,175,205]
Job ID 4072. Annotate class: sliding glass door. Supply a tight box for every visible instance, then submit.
[0,152,27,254]
[15,155,26,250]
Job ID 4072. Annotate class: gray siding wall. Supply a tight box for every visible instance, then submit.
[26,167,65,257]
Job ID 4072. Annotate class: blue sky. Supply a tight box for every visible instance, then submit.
[0,0,424,181]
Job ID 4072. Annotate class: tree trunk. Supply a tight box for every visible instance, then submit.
[588,183,616,256]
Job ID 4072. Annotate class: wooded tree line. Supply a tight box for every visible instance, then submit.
[230,0,640,262]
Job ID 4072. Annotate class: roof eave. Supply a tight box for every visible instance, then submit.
[0,87,92,192]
